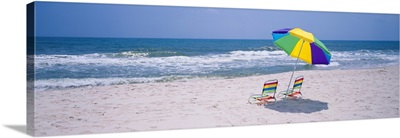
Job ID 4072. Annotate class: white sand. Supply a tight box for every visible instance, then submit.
[31,66,399,136]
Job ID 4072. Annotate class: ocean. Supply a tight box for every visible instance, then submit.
[31,37,399,91]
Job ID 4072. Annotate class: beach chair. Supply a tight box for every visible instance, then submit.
[279,75,304,98]
[248,79,278,105]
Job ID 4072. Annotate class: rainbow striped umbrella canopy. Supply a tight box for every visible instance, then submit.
[272,28,331,65]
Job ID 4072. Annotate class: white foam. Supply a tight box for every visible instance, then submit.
[33,49,399,78]
[34,50,289,69]
[117,51,149,57]
[331,50,399,61]
[315,62,340,67]
[34,77,167,92]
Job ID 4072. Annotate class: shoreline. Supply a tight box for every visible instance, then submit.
[33,65,399,136]
[34,64,399,92]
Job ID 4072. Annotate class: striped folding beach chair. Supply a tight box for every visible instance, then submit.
[279,75,304,98]
[248,79,278,105]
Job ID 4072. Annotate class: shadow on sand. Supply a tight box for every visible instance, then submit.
[265,98,328,114]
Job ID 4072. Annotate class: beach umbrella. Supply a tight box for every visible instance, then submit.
[272,28,331,98]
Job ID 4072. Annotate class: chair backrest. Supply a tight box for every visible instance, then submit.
[293,76,304,92]
[262,79,278,97]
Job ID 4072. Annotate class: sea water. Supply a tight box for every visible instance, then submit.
[31,37,399,91]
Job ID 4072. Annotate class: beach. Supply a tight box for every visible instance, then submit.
[32,65,400,136]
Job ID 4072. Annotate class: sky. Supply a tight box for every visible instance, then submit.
[34,2,400,40]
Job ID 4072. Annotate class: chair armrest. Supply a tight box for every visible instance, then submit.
[279,89,293,94]
[276,89,293,98]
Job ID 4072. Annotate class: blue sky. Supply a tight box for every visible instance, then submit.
[35,2,399,40]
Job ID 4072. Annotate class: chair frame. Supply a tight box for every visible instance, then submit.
[248,79,278,104]
[278,75,304,99]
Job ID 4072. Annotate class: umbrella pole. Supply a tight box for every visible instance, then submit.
[285,40,305,99]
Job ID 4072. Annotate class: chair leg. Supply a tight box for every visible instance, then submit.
[248,95,261,104]
[248,96,255,104]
